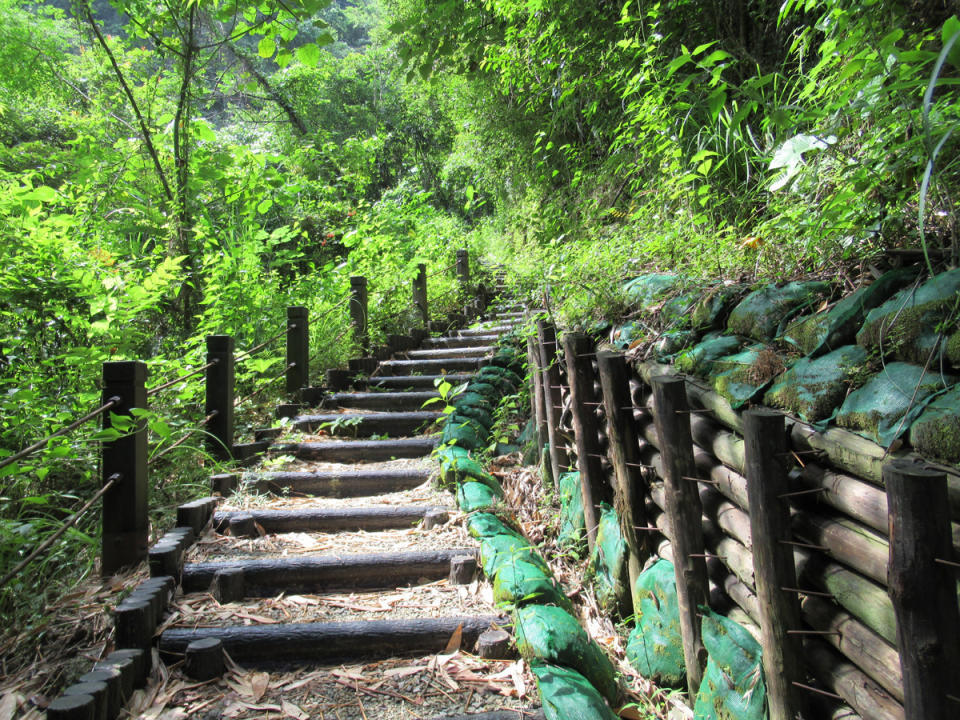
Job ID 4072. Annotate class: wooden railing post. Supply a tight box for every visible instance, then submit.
[413,263,428,325]
[563,331,608,551]
[652,375,709,700]
[286,306,309,394]
[456,248,470,288]
[536,319,569,488]
[205,335,234,460]
[743,408,808,720]
[884,459,960,720]
[349,276,368,351]
[527,331,549,453]
[101,361,148,576]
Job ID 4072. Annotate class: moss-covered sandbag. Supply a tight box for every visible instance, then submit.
[690,285,745,330]
[472,373,515,397]
[466,512,515,540]
[479,531,548,577]
[493,559,572,611]
[476,365,523,389]
[661,292,700,327]
[515,605,619,704]
[441,416,486,450]
[611,321,645,350]
[727,281,830,342]
[711,344,787,409]
[784,268,919,356]
[675,333,744,376]
[909,384,960,462]
[558,472,586,549]
[453,391,494,412]
[490,347,524,375]
[623,273,680,309]
[693,610,767,720]
[588,505,628,615]
[456,481,503,512]
[626,559,685,687]
[451,404,494,431]
[531,663,619,720]
[763,344,870,422]
[835,362,956,446]
[466,381,500,403]
[857,268,960,366]
[653,329,701,360]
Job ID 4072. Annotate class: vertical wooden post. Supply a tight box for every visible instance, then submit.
[526,332,548,452]
[413,263,428,326]
[101,361,148,576]
[597,351,651,609]
[563,332,608,551]
[884,459,960,720]
[350,276,368,351]
[286,306,309,394]
[536,319,569,488]
[743,408,808,720]
[456,249,470,287]
[651,376,709,699]
[205,335,234,460]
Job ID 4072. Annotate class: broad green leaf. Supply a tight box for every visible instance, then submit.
[296,43,321,67]
[258,36,276,59]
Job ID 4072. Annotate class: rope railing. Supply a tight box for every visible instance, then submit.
[148,410,219,465]
[234,324,294,364]
[146,359,219,397]
[235,362,295,408]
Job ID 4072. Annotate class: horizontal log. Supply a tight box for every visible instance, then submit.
[324,391,441,411]
[378,358,485,375]
[422,336,498,348]
[429,712,545,720]
[244,468,432,497]
[181,548,478,595]
[458,327,512,336]
[406,347,492,359]
[793,510,889,586]
[273,437,438,462]
[213,505,447,534]
[803,639,905,720]
[294,411,442,437]
[232,440,271,461]
[159,615,502,666]
[368,374,472,391]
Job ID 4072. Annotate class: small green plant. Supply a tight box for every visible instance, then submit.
[318,415,363,437]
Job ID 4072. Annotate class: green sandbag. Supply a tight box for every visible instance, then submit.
[473,374,515,397]
[661,291,701,328]
[454,391,493,412]
[835,362,955,446]
[689,285,745,330]
[441,417,486,450]
[453,404,494,431]
[675,333,744,376]
[623,273,680,308]
[531,663,618,720]
[588,505,628,615]
[479,532,548,577]
[467,381,500,403]
[493,559,572,611]
[477,365,523,388]
[456,481,503,512]
[857,268,960,366]
[612,321,645,350]
[784,267,919,356]
[764,344,870,422]
[693,611,767,720]
[727,280,830,342]
[441,453,501,491]
[557,471,586,549]
[652,329,700,360]
[909,383,960,462]
[626,559,685,687]
[467,512,517,540]
[710,344,788,409]
[515,605,619,704]
[491,348,524,374]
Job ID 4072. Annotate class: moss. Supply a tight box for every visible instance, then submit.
[710,345,788,408]
[764,345,870,422]
[909,385,960,462]
[674,333,743,376]
[727,281,831,341]
[690,284,745,330]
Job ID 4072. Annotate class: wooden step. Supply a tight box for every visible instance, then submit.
[181,548,478,595]
[457,326,513,337]
[422,336,497,348]
[369,374,471,391]
[159,615,501,666]
[325,390,439,411]
[293,411,442,436]
[405,346,492,360]
[272,437,438,462]
[213,505,447,534]
[244,468,432,497]
[378,357,484,375]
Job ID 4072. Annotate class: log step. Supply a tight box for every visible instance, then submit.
[213,505,448,534]
[294,411,442,436]
[456,326,514,336]
[159,615,502,666]
[273,437,438,462]
[422,336,498,348]
[369,374,472,391]
[181,548,478,595]
[244,468,432,497]
[325,391,440,411]
[405,347,493,360]
[378,358,485,375]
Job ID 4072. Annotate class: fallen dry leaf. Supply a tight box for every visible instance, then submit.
[443,623,463,654]
[281,699,309,719]
[0,693,23,720]
[249,671,270,702]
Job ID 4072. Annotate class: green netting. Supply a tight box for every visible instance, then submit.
[674,333,744,376]
[515,605,619,704]
[611,321,645,350]
[476,365,523,389]
[479,531,548,577]
[466,512,516,540]
[727,281,830,342]
[473,373,516,397]
[531,663,619,720]
[493,559,572,611]
[909,383,960,462]
[623,274,680,309]
[693,611,766,720]
[454,391,494,412]
[857,268,960,366]
[467,381,500,403]
[784,268,919,356]
[661,292,701,327]
[558,471,586,549]
[456,481,503,512]
[764,344,870,423]
[625,559,685,687]
[440,451,501,491]
[835,361,956,445]
[588,505,628,615]
[711,344,788,409]
[652,330,701,360]
[441,416,486,450]
[690,285,745,330]
[451,404,494,431]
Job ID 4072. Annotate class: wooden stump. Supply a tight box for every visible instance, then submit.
[185,637,225,680]
[212,567,246,603]
[114,598,153,651]
[423,509,450,529]
[46,695,95,720]
[61,683,107,720]
[449,555,478,585]
[228,512,258,538]
[476,629,514,659]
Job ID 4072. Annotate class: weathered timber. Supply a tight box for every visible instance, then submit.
[212,567,245,603]
[792,510,889,585]
[428,712,545,720]
[93,653,136,700]
[286,306,309,393]
[245,468,431,497]
[744,408,808,720]
[181,548,479,595]
[651,376,708,698]
[294,411,442,437]
[228,512,258,538]
[98,649,147,689]
[387,334,418,352]
[369,374,472,391]
[378,358,484,375]
[205,335,234,461]
[324,390,440,411]
[348,357,378,376]
[326,369,353,391]
[406,347,492,359]
[214,505,446,534]
[46,695,96,720]
[804,639,905,720]
[185,637,225,680]
[449,555,478,584]
[476,629,514,660]
[527,334,549,453]
[794,463,887,535]
[413,263,428,325]
[231,440,271,462]
[423,335,498,348]
[459,326,514,336]
[275,403,302,419]
[274,437,438,462]
[211,472,239,495]
[254,427,283,441]
[884,460,960,720]
[564,333,609,551]
[423,508,449,529]
[536,320,570,486]
[350,276,368,350]
[176,498,213,535]
[76,669,122,718]
[61,683,106,720]
[159,615,501,665]
[147,542,180,580]
[597,351,650,610]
